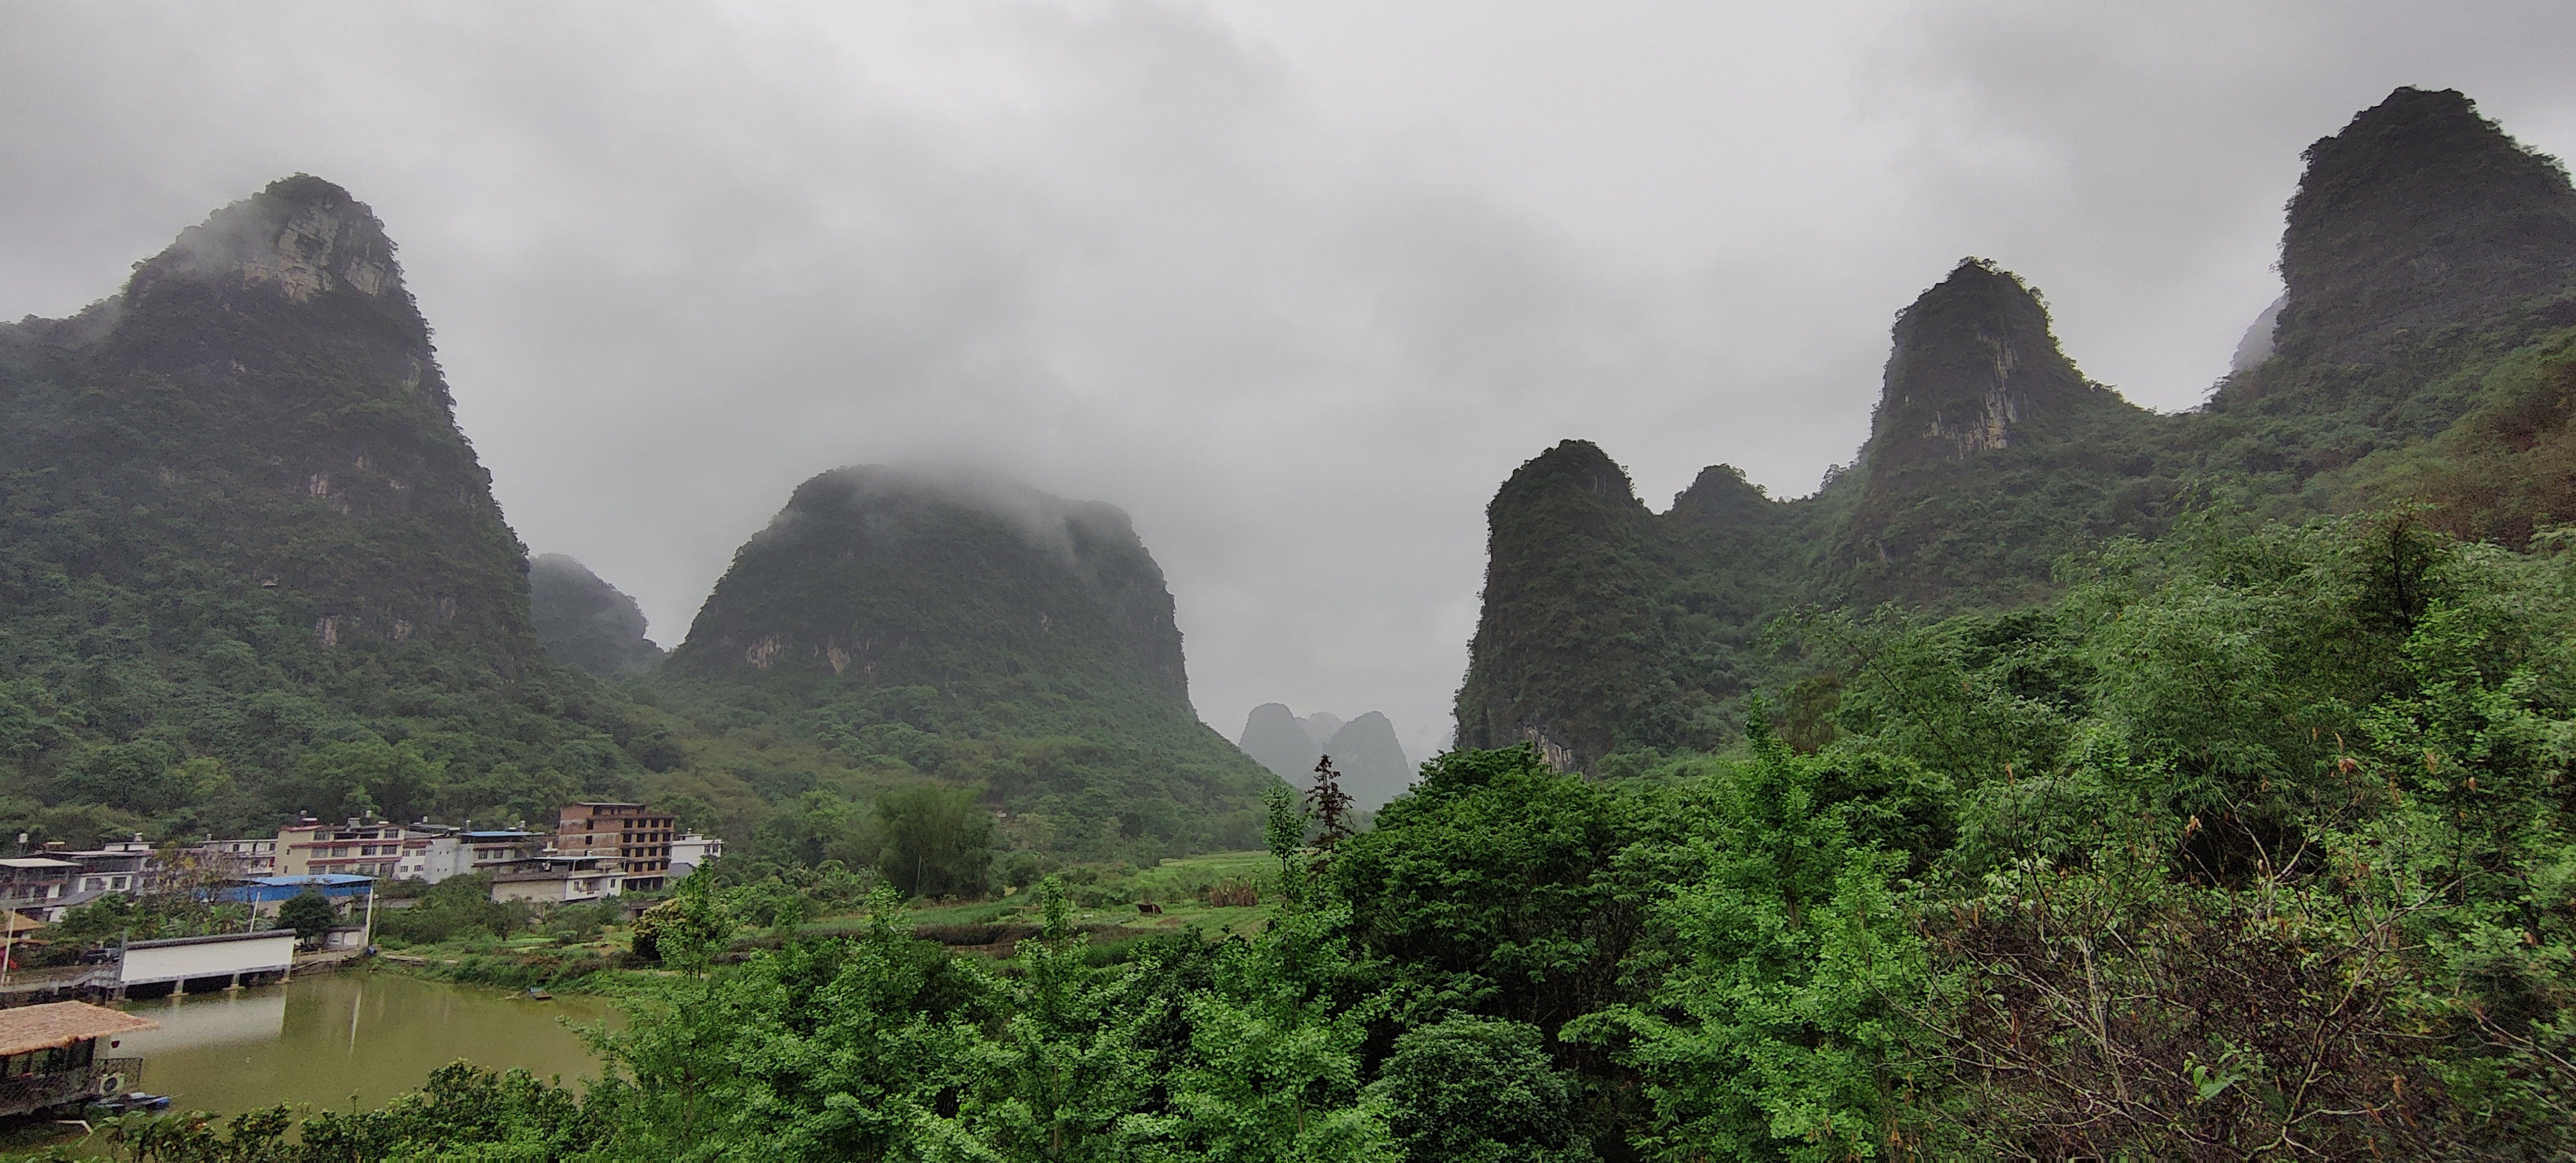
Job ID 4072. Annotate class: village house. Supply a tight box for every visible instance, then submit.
[668,833,724,878]
[274,816,430,880]
[0,1002,156,1117]
[0,858,77,920]
[553,803,677,891]
[420,828,547,882]
[489,854,625,905]
[181,836,280,877]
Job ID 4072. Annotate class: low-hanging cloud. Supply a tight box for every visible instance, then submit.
[4,1,2574,760]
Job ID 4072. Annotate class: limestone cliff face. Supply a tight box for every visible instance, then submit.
[1,174,537,669]
[131,176,405,305]
[671,465,1191,705]
[2272,87,2576,369]
[1828,261,2162,609]
[1452,440,1683,772]
[1862,260,2105,474]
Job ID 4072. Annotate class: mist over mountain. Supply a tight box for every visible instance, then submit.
[1319,711,1411,811]
[0,176,1279,862]
[1237,703,1319,782]
[530,553,665,680]
[1235,705,1414,810]
[0,176,641,839]
[1460,87,2576,774]
[667,464,1276,854]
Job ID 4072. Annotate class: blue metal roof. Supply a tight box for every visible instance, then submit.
[214,874,376,906]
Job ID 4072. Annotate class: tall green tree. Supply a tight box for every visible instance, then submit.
[1571,706,1930,1160]
[875,784,995,899]
[273,891,339,947]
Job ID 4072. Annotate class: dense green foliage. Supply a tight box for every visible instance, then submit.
[31,514,2572,1159]
[1460,89,2576,774]
[272,891,338,945]
[0,177,651,847]
[372,873,530,946]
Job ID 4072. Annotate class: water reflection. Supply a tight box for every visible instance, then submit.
[113,971,619,1117]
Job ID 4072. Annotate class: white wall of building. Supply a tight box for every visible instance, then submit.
[120,933,297,986]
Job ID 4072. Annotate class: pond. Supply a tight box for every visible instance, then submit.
[110,970,622,1118]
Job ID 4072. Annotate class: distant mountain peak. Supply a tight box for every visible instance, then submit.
[531,554,665,680]
[1298,711,1346,747]
[1510,439,1639,505]
[129,174,406,308]
[674,464,1191,703]
[1868,258,2096,469]
[1238,703,1319,781]
[2275,87,2576,366]
[1237,705,1413,810]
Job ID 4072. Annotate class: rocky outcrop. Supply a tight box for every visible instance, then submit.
[1861,260,2111,473]
[2,174,537,669]
[1826,260,2163,608]
[2272,88,2576,369]
[1452,440,1688,772]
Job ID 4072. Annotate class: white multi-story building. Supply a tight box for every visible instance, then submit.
[416,829,546,883]
[489,854,626,904]
[667,834,724,878]
[268,818,545,885]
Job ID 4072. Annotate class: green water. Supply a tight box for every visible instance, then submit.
[110,972,621,1117]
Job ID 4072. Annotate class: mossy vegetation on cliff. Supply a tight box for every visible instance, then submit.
[1459,88,2576,774]
[0,177,646,842]
[651,465,1278,862]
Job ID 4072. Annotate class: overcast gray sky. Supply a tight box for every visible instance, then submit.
[6,1,2574,762]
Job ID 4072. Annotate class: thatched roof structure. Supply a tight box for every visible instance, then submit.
[0,1002,158,1057]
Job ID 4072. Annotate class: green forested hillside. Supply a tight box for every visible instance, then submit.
[0,177,647,842]
[645,465,1279,862]
[0,180,1266,874]
[1460,87,2576,770]
[87,514,2571,1160]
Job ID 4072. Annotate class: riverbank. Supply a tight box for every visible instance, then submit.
[117,972,619,1117]
[0,970,622,1157]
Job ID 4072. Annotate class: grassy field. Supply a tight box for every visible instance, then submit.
[823,850,1282,942]
[381,850,1287,987]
